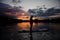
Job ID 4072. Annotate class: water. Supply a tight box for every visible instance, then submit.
[0,22,60,40]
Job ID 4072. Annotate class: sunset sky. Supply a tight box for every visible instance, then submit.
[0,0,60,11]
[0,0,60,20]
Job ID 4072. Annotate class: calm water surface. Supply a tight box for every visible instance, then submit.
[0,22,60,40]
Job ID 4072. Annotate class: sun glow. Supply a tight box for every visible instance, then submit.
[22,13,25,15]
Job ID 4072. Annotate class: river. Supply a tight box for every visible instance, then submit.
[0,22,60,40]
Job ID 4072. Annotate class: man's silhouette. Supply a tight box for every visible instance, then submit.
[30,16,33,22]
[30,16,33,40]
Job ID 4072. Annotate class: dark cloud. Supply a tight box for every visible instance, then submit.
[0,3,12,12]
[28,7,60,17]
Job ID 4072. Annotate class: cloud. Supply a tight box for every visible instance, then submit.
[0,3,28,19]
[0,3,12,12]
[28,7,60,17]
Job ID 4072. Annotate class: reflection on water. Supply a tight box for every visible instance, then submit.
[0,22,60,40]
[17,22,36,30]
[17,22,47,31]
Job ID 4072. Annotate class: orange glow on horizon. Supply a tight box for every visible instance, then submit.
[17,16,30,20]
